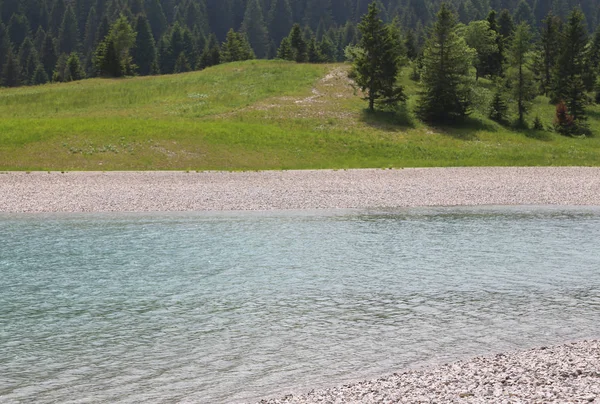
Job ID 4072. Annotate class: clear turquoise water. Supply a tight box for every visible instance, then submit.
[1,207,599,403]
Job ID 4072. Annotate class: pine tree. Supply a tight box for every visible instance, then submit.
[534,12,561,96]
[486,10,504,78]
[553,8,589,125]
[404,29,417,60]
[32,63,49,84]
[95,37,122,76]
[49,0,66,36]
[173,51,191,72]
[41,33,58,78]
[198,34,220,69]
[276,36,294,60]
[350,1,406,112]
[34,26,46,53]
[221,29,255,63]
[268,0,293,48]
[307,36,324,62]
[289,24,308,62]
[18,37,39,85]
[489,90,509,124]
[59,6,80,55]
[0,23,12,80]
[66,52,85,80]
[319,35,336,62]
[241,0,269,58]
[132,14,157,76]
[2,48,21,87]
[8,14,31,49]
[513,0,535,28]
[416,3,474,123]
[498,9,515,40]
[507,22,536,127]
[145,0,168,41]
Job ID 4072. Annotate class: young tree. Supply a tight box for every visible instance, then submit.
[350,2,405,112]
[221,29,255,63]
[31,64,49,84]
[416,3,474,123]
[59,6,79,55]
[553,9,589,127]
[66,52,85,81]
[276,36,295,60]
[2,48,21,87]
[94,15,136,77]
[173,51,191,73]
[507,22,536,127]
[489,90,509,124]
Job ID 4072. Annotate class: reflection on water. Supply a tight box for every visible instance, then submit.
[1,207,599,403]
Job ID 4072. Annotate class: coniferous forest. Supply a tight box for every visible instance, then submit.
[2,0,600,133]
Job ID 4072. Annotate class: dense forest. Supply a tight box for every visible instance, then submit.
[1,0,600,88]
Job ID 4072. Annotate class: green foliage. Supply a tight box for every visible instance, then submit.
[31,64,49,84]
[58,6,79,55]
[221,29,255,63]
[132,14,158,76]
[2,47,21,87]
[277,37,295,60]
[94,14,136,77]
[351,1,406,111]
[507,23,536,127]
[240,0,269,59]
[489,90,509,124]
[173,51,191,73]
[533,115,544,130]
[66,53,85,81]
[289,24,308,62]
[533,13,561,96]
[417,3,474,123]
[464,20,499,80]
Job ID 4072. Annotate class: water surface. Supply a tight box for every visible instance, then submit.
[1,206,600,403]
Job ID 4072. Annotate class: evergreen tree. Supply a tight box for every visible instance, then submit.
[66,52,85,80]
[145,0,168,41]
[498,9,515,40]
[241,0,269,58]
[95,37,122,76]
[350,1,406,111]
[276,36,295,60]
[34,26,46,53]
[221,29,255,63]
[18,36,39,84]
[41,33,58,78]
[534,12,561,96]
[173,51,190,72]
[31,63,49,84]
[319,35,336,62]
[0,23,12,78]
[2,48,21,87]
[49,0,66,36]
[486,10,504,78]
[404,29,417,60]
[198,33,220,69]
[8,14,31,48]
[289,23,308,62]
[553,8,589,125]
[513,0,535,28]
[268,0,293,48]
[83,7,98,53]
[58,6,79,55]
[132,14,157,75]
[307,35,324,62]
[416,3,474,123]
[489,90,509,124]
[507,22,536,127]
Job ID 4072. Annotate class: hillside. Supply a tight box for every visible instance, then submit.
[0,59,599,170]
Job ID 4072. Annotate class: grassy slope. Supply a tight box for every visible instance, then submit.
[0,59,598,170]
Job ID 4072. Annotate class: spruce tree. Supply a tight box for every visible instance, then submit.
[241,0,269,59]
[95,38,122,76]
[268,0,293,48]
[66,52,85,80]
[276,36,295,60]
[350,1,405,112]
[2,48,21,87]
[144,0,168,41]
[0,23,10,76]
[32,63,49,84]
[307,36,324,63]
[173,51,191,72]
[553,9,589,126]
[8,14,31,48]
[59,6,80,55]
[489,90,509,124]
[18,37,39,85]
[289,24,308,62]
[132,14,157,76]
[498,9,515,40]
[221,29,255,63]
[49,0,66,36]
[507,22,536,127]
[416,3,474,123]
[534,12,561,96]
[486,10,504,78]
[513,0,535,28]
[41,33,58,78]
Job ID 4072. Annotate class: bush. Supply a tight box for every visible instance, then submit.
[533,115,544,130]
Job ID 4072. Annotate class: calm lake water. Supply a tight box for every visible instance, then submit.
[1,206,600,403]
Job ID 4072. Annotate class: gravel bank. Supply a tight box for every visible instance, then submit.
[257,340,600,404]
[1,167,600,213]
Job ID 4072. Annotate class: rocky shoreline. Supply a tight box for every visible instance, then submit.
[256,340,600,403]
[1,167,600,213]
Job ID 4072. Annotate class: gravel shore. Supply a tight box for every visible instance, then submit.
[257,340,600,404]
[1,167,600,213]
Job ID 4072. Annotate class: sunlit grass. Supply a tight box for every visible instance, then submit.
[0,59,599,170]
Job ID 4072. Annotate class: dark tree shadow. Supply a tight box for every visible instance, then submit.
[359,104,416,131]
[523,128,554,141]
[433,117,499,141]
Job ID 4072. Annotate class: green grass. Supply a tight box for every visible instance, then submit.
[1,59,599,170]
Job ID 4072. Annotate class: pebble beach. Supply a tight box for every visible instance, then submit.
[1,167,600,213]
[2,167,599,403]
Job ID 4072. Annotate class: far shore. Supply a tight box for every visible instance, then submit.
[1,167,600,213]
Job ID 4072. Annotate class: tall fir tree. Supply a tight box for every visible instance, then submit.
[507,22,536,127]
[535,12,561,96]
[132,14,157,75]
[41,33,58,78]
[416,3,474,123]
[498,9,515,40]
[350,1,405,111]
[241,0,269,59]
[58,6,79,55]
[289,23,308,62]
[464,20,499,80]
[553,8,589,125]
[2,47,21,87]
[268,0,293,48]
[49,0,66,36]
[221,29,255,63]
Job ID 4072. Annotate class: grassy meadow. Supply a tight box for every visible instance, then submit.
[0,59,599,170]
